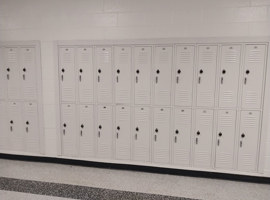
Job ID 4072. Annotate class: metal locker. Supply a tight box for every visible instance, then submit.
[215,110,236,170]
[61,104,77,157]
[7,102,24,151]
[174,45,195,106]
[59,47,76,102]
[173,108,192,166]
[242,44,266,109]
[134,46,152,105]
[0,101,8,150]
[20,47,37,100]
[97,105,113,158]
[194,109,214,168]
[78,105,94,158]
[95,47,113,103]
[238,111,260,172]
[0,48,7,100]
[23,102,39,154]
[115,106,131,160]
[153,107,170,163]
[133,107,151,162]
[219,45,241,108]
[114,46,132,104]
[6,47,21,100]
[154,46,172,105]
[77,47,94,103]
[196,46,217,107]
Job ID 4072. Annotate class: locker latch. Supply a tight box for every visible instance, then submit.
[116,69,120,83]
[98,69,101,82]
[26,121,29,132]
[23,68,26,80]
[61,68,65,81]
[155,69,160,83]
[10,120,13,132]
[6,68,10,80]
[176,69,181,84]
[79,69,83,82]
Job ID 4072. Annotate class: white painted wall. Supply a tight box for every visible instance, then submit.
[0,0,270,173]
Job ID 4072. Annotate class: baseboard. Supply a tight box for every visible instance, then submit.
[0,153,269,184]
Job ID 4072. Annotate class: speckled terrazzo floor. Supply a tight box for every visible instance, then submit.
[0,159,270,200]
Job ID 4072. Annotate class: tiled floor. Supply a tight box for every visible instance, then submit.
[0,158,269,200]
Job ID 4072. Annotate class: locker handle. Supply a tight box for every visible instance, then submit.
[244,77,247,85]
[217,139,220,146]
[80,130,83,136]
[79,75,82,82]
[7,74,10,80]
[116,132,119,139]
[26,127,29,133]
[221,77,223,84]
[98,75,100,82]
[10,126,13,132]
[63,129,65,135]
[116,76,119,83]
[136,76,138,83]
[174,136,177,143]
[176,76,179,84]
[23,74,26,80]
[98,131,101,138]
[198,77,201,84]
[135,133,138,140]
[240,141,243,148]
[195,138,198,144]
[155,76,158,84]
[61,75,64,81]
[154,135,157,141]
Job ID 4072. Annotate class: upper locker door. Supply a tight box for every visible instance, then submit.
[153,107,170,163]
[215,110,236,170]
[219,45,241,108]
[238,111,260,172]
[114,46,131,104]
[6,47,21,100]
[77,47,94,103]
[20,47,37,101]
[0,48,7,100]
[194,109,214,168]
[115,106,131,160]
[173,108,192,166]
[61,104,77,157]
[0,101,8,150]
[59,47,76,102]
[134,46,152,105]
[7,102,23,151]
[96,47,113,104]
[174,45,195,106]
[197,45,217,107]
[154,46,172,105]
[133,107,151,162]
[78,105,94,158]
[97,105,113,159]
[242,44,266,109]
[23,102,39,154]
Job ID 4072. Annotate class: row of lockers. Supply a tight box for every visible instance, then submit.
[0,101,40,153]
[60,104,261,172]
[58,44,267,109]
[0,47,38,101]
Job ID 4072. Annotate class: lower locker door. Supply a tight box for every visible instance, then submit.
[115,106,131,160]
[238,111,260,172]
[215,110,236,170]
[194,109,214,168]
[0,101,8,149]
[23,102,39,154]
[8,102,24,151]
[78,105,94,158]
[133,107,151,162]
[173,108,192,166]
[153,107,170,163]
[97,105,113,159]
[61,104,77,157]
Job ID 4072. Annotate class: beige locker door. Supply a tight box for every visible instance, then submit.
[153,107,170,163]
[23,102,39,154]
[154,46,172,105]
[0,101,8,150]
[196,45,217,107]
[134,46,152,105]
[77,47,94,103]
[215,110,237,170]
[59,47,76,102]
[8,102,24,151]
[20,47,37,101]
[96,47,113,104]
[114,46,132,104]
[173,108,192,166]
[6,47,21,100]
[61,104,78,157]
[238,111,260,172]
[97,105,113,159]
[0,48,7,100]
[242,44,266,109]
[219,45,241,108]
[115,106,131,160]
[174,45,195,106]
[194,109,214,168]
[133,107,151,162]
[78,105,94,158]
